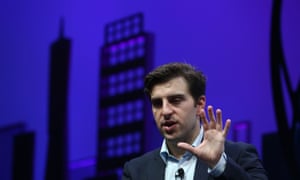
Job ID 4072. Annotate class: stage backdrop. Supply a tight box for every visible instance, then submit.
[0,0,299,180]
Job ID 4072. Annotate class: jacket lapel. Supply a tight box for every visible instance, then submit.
[194,159,209,180]
[147,152,166,180]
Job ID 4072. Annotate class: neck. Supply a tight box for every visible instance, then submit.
[167,141,186,159]
[166,126,201,159]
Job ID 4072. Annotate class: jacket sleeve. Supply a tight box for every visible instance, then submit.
[122,162,132,180]
[215,142,268,180]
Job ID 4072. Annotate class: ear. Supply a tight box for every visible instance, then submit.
[196,95,206,114]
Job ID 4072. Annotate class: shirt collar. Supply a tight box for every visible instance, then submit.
[160,126,204,164]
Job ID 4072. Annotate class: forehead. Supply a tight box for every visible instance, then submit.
[151,77,189,97]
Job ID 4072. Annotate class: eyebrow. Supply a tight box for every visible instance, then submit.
[151,94,186,101]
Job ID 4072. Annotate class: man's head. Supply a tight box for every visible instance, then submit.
[144,62,207,104]
[145,62,207,145]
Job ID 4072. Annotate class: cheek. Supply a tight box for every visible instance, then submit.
[152,108,159,117]
[152,110,163,127]
[152,109,159,120]
[182,108,198,122]
[153,116,161,129]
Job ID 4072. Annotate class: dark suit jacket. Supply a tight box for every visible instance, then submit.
[122,141,268,180]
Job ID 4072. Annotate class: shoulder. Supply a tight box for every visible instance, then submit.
[224,140,260,160]
[122,148,163,179]
[225,140,258,151]
[225,140,256,149]
[125,148,161,167]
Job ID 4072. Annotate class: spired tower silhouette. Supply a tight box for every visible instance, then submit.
[45,19,71,180]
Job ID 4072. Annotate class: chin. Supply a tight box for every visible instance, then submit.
[164,134,179,142]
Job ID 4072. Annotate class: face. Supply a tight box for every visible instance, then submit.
[150,77,205,144]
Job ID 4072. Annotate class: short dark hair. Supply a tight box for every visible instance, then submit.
[144,62,206,102]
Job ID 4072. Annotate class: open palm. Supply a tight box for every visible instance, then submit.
[178,105,231,168]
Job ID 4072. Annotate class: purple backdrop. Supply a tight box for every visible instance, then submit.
[0,0,299,179]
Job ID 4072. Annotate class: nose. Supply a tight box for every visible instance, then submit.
[162,100,172,120]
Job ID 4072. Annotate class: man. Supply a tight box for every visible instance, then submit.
[122,62,268,179]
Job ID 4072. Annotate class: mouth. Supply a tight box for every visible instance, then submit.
[161,121,177,133]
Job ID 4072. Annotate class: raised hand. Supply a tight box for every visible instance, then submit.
[177,105,231,168]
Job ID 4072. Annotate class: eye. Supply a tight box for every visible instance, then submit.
[151,99,162,108]
[168,96,184,105]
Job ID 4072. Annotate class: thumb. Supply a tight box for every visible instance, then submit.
[177,142,196,154]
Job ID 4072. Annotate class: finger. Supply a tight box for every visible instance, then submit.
[200,108,208,130]
[223,119,231,137]
[207,106,216,128]
[177,142,197,154]
[216,109,222,131]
